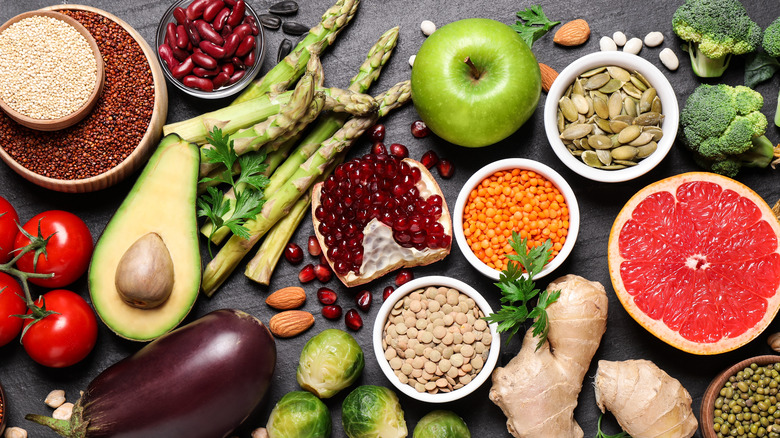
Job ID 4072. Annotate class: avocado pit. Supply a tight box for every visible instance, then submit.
[115,232,174,309]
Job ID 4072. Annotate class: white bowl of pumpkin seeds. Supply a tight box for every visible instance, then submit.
[544,51,678,183]
[372,275,500,403]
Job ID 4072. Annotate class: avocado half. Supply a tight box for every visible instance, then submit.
[89,134,201,341]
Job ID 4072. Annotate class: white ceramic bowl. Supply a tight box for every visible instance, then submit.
[452,158,580,281]
[544,51,679,183]
[372,276,500,403]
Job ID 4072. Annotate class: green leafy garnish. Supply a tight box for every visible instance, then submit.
[483,232,560,350]
[744,52,780,89]
[510,5,561,48]
[196,128,269,254]
[595,414,632,438]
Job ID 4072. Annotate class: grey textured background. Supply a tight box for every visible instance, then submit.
[1,0,780,437]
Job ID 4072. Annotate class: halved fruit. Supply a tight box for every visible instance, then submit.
[312,154,451,287]
[608,172,780,355]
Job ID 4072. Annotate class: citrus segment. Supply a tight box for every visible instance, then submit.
[608,172,780,354]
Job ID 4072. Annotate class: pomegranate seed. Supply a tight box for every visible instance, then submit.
[371,142,387,155]
[315,264,332,282]
[319,254,329,266]
[356,290,372,312]
[308,235,322,256]
[370,124,386,143]
[382,286,394,301]
[420,150,439,169]
[322,305,343,320]
[389,143,408,158]
[298,264,316,283]
[284,243,304,264]
[395,269,413,286]
[317,287,337,305]
[345,309,363,331]
[411,120,431,138]
[437,159,454,179]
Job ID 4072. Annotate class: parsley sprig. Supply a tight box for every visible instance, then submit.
[595,414,632,438]
[196,128,270,254]
[483,232,560,350]
[510,5,561,48]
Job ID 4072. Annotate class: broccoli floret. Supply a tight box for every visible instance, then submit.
[763,17,780,127]
[672,0,762,77]
[680,84,774,177]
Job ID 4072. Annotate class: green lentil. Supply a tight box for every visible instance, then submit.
[714,363,780,438]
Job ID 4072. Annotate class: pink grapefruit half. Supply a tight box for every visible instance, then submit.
[608,172,780,355]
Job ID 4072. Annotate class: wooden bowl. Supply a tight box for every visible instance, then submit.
[700,355,780,438]
[0,5,167,193]
[0,10,105,131]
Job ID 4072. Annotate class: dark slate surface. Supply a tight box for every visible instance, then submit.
[1,0,779,437]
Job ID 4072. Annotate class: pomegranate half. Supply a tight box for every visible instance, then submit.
[312,154,452,287]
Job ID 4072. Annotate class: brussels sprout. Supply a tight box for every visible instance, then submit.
[266,391,331,438]
[341,385,407,438]
[297,329,364,398]
[413,411,470,438]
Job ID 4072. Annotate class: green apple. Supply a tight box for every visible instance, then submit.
[411,18,541,148]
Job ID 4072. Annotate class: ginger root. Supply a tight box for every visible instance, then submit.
[594,359,697,438]
[489,274,608,438]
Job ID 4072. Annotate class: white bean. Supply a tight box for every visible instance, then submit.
[612,31,627,46]
[52,402,74,420]
[644,31,664,47]
[623,38,643,55]
[409,54,416,67]
[251,428,270,438]
[44,389,66,408]
[4,427,27,438]
[659,48,680,71]
[599,36,617,51]
[421,20,436,36]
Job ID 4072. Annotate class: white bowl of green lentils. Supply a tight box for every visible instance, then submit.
[372,275,500,403]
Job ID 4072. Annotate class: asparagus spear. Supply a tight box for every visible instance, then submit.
[232,0,360,105]
[201,80,412,296]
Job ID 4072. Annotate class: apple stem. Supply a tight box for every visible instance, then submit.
[464,57,483,81]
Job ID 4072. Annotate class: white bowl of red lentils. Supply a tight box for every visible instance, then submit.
[453,158,579,281]
[373,275,500,403]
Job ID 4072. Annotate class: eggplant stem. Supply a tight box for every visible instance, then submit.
[25,414,73,436]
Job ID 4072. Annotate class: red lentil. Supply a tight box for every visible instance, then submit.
[463,169,569,271]
[0,10,154,180]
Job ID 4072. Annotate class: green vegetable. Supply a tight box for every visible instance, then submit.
[762,16,780,127]
[413,411,470,438]
[196,128,269,254]
[744,53,780,89]
[672,0,762,77]
[297,329,364,399]
[595,414,632,438]
[483,233,560,350]
[680,83,776,177]
[266,391,331,438]
[341,386,407,438]
[510,5,560,48]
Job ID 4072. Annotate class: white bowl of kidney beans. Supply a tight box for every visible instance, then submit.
[156,0,265,99]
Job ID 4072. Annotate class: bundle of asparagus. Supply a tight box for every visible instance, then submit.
[164,0,412,296]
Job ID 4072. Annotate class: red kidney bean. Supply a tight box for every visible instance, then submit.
[243,15,259,36]
[232,23,252,40]
[186,0,210,20]
[193,66,219,77]
[224,0,237,6]
[202,0,224,21]
[191,51,217,69]
[228,69,246,85]
[226,0,245,27]
[231,56,246,70]
[212,71,231,88]
[172,46,190,62]
[183,75,214,91]
[199,40,227,59]
[220,24,233,37]
[222,33,241,58]
[195,20,224,46]
[171,56,195,79]
[242,47,255,66]
[175,24,189,49]
[173,7,187,24]
[158,44,178,69]
[220,62,235,76]
[166,22,177,48]
[186,21,201,46]
[235,35,255,57]
[212,7,230,31]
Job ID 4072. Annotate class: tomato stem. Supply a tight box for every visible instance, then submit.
[0,221,56,312]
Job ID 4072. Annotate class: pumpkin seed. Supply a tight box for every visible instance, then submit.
[584,73,610,90]
[588,134,613,149]
[559,97,578,122]
[634,71,651,88]
[607,66,631,82]
[608,92,623,119]
[599,78,623,94]
[613,115,634,124]
[580,66,606,77]
[590,90,607,101]
[617,125,641,143]
[614,160,638,166]
[609,119,629,133]
[282,21,309,36]
[640,88,657,113]
[629,76,648,92]
[581,150,602,167]
[572,79,584,96]
[622,82,642,99]
[571,94,589,114]
[643,126,663,141]
[633,112,664,126]
[557,110,565,132]
[593,96,609,119]
[560,123,592,140]
[624,97,637,117]
[602,164,627,170]
[628,131,654,146]
[596,149,612,165]
[611,145,638,160]
[570,150,583,157]
[563,84,573,98]
[611,134,621,147]
[636,142,658,158]
[651,96,662,114]
[269,0,299,15]
[595,117,613,133]
[585,96,595,117]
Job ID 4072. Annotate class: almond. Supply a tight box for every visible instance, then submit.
[269,310,314,338]
[265,286,306,310]
[538,63,559,93]
[553,19,590,46]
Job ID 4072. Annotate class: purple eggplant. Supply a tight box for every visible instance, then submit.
[26,309,276,438]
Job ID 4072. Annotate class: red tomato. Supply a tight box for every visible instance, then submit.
[0,272,26,347]
[14,211,93,288]
[0,196,19,264]
[22,289,98,368]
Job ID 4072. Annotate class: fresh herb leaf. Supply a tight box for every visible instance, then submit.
[595,414,632,438]
[745,52,780,89]
[483,232,560,349]
[510,5,560,48]
[235,152,270,192]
